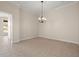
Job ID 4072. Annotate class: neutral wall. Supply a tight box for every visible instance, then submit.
[20,8,38,40]
[0,2,20,43]
[0,2,38,43]
[38,2,79,44]
[0,1,79,44]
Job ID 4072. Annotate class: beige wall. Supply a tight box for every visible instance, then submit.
[20,8,38,40]
[0,2,20,42]
[0,2,38,42]
[38,2,79,44]
[0,1,79,44]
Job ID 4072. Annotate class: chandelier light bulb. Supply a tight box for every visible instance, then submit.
[42,17,47,20]
[38,17,46,20]
[38,17,41,20]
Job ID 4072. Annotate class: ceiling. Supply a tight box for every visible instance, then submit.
[7,1,77,17]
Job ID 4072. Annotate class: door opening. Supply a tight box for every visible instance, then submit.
[0,11,13,48]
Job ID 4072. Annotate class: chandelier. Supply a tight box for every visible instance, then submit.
[38,1,47,23]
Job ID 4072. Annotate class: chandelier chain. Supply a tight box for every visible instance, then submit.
[41,1,43,18]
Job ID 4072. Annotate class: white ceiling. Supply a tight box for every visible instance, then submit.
[8,1,78,16]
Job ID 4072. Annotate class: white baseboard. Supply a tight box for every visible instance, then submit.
[38,35,79,45]
[13,39,20,43]
[13,34,79,45]
[22,36,37,40]
[13,36,37,43]
[21,36,37,41]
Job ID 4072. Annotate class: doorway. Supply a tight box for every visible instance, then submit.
[0,11,13,48]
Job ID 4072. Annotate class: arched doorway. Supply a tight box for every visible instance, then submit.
[0,11,13,48]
